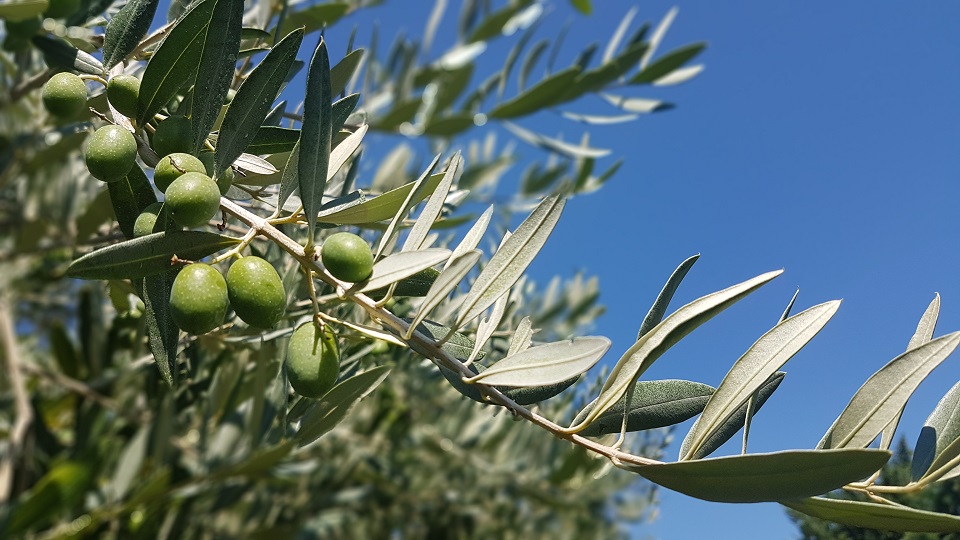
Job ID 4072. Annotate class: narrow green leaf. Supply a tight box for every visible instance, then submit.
[456,195,565,329]
[681,372,785,460]
[279,2,350,37]
[0,0,47,21]
[216,29,304,178]
[66,231,240,280]
[630,42,706,85]
[575,379,715,437]
[783,497,960,533]
[559,41,649,101]
[569,270,782,432]
[367,267,440,300]
[316,172,445,225]
[137,0,216,125]
[374,154,442,260]
[570,0,591,15]
[445,205,493,270]
[503,121,611,159]
[488,66,581,119]
[31,36,105,75]
[465,336,610,387]
[913,379,960,481]
[402,152,462,253]
[356,249,451,292]
[191,0,242,153]
[332,93,360,133]
[406,250,482,340]
[102,0,160,69]
[278,123,366,212]
[107,165,158,240]
[638,254,699,339]
[518,40,549,92]
[619,449,890,503]
[246,126,300,155]
[330,48,363,96]
[466,2,529,43]
[682,301,840,460]
[820,332,960,449]
[277,141,300,211]
[299,38,333,245]
[142,272,179,385]
[295,366,391,446]
[501,376,580,405]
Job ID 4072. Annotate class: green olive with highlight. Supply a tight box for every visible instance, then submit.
[286,323,340,398]
[84,125,137,181]
[226,256,286,328]
[321,232,374,283]
[42,72,87,118]
[169,264,229,335]
[106,75,140,118]
[164,172,221,228]
[133,202,163,238]
[154,153,206,192]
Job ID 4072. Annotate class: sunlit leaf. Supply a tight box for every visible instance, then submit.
[66,232,240,280]
[446,205,493,270]
[356,249,451,292]
[102,0,160,69]
[466,336,610,388]
[406,250,482,339]
[912,380,960,481]
[619,449,890,503]
[783,497,960,533]
[316,172,445,225]
[638,254,699,339]
[488,66,580,119]
[31,36,105,75]
[504,122,611,159]
[295,366,391,446]
[402,152,461,253]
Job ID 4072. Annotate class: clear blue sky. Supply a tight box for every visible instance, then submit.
[306,2,960,538]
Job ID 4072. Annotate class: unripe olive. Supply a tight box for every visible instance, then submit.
[286,323,340,398]
[44,0,82,18]
[321,232,373,283]
[133,202,163,237]
[2,17,40,51]
[84,125,137,181]
[215,167,234,196]
[153,152,205,192]
[106,75,140,119]
[152,115,192,157]
[164,171,220,228]
[42,72,87,118]
[226,256,286,328]
[169,263,228,334]
[198,151,215,175]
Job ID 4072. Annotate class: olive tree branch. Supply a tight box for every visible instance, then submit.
[0,294,33,504]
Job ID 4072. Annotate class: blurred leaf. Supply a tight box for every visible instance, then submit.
[330,48,363,96]
[295,366,392,446]
[402,152,461,253]
[299,38,333,244]
[680,372,785,460]
[620,449,889,503]
[110,426,149,501]
[560,41,649,101]
[66,232,240,280]
[318,172,445,225]
[912,380,960,481]
[466,2,531,43]
[0,0,47,21]
[466,336,610,387]
[575,379,714,437]
[518,40,549,92]
[631,42,706,85]
[191,0,242,153]
[488,66,580,119]
[653,64,704,86]
[356,248,451,292]
[638,254,699,339]
[107,165,158,239]
[279,2,350,37]
[31,35,105,75]
[682,301,840,460]
[456,195,565,328]
[504,122,610,159]
[143,272,179,385]
[570,0,591,15]
[446,204,493,269]
[571,270,782,432]
[137,0,216,125]
[818,332,960,449]
[783,497,960,533]
[102,0,160,69]
[406,250,481,339]
[600,93,669,114]
[561,112,639,125]
[217,29,303,177]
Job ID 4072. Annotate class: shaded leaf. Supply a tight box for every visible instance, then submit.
[638,254,699,339]
[102,0,160,69]
[488,66,580,119]
[818,332,960,449]
[191,0,243,153]
[356,248,451,292]
[142,272,178,385]
[631,42,706,85]
[279,2,350,37]
[465,336,609,387]
[66,232,240,280]
[912,380,960,481]
[330,48,363,96]
[107,165,158,240]
[406,250,482,339]
[682,301,840,459]
[575,379,715,437]
[299,38,333,244]
[246,126,300,155]
[783,497,960,533]
[31,35,104,75]
[295,366,391,446]
[619,449,890,503]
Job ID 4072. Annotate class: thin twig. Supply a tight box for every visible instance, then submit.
[0,294,33,504]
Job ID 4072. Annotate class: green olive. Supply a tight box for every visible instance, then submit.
[225,256,286,328]
[133,202,163,238]
[164,172,220,228]
[152,115,192,157]
[42,72,87,118]
[320,232,374,283]
[169,263,229,335]
[106,75,140,119]
[153,152,205,192]
[286,323,340,398]
[198,151,215,175]
[84,125,137,181]
[215,167,234,196]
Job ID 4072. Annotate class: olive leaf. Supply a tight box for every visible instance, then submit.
[142,272,179,386]
[912,380,960,481]
[464,337,611,387]
[330,48,363,96]
[618,449,890,503]
[102,0,160,69]
[216,29,304,178]
[681,300,840,460]
[66,231,240,280]
[818,332,960,449]
[299,38,334,245]
[630,42,706,85]
[445,204,494,270]
[638,253,699,339]
[401,152,462,253]
[374,154,442,260]
[107,166,158,240]
[488,66,581,119]
[405,250,482,340]
[295,366,391,446]
[574,379,715,437]
[356,249,451,292]
[278,123,367,211]
[31,36,105,76]
[783,497,960,533]
[455,194,565,329]
[190,0,243,153]
[567,270,782,433]
[315,172,445,225]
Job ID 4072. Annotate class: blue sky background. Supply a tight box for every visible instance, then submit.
[322,1,960,538]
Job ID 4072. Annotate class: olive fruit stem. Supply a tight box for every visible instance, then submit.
[218,197,661,469]
[79,74,108,86]
[209,228,257,264]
